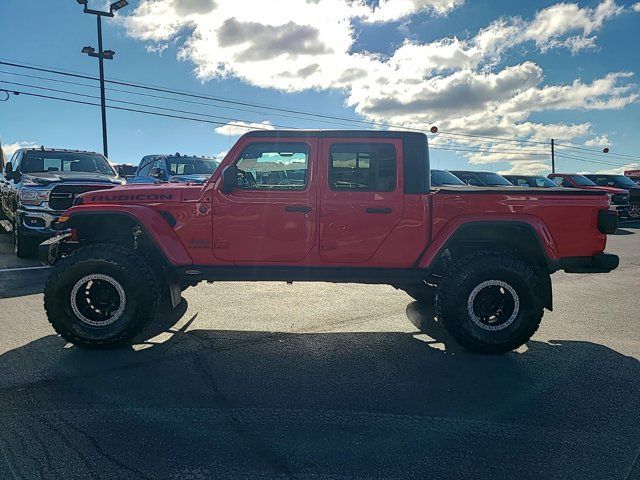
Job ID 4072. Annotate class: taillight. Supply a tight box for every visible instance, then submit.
[598,209,618,234]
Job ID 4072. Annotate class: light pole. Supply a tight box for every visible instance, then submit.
[76,0,128,158]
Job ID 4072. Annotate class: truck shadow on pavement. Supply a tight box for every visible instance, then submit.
[0,300,638,479]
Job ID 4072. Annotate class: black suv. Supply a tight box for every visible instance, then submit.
[0,148,124,257]
[584,174,640,219]
[431,169,466,186]
[449,170,514,187]
[503,175,558,188]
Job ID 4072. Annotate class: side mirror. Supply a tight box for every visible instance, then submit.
[221,165,238,193]
[4,162,17,181]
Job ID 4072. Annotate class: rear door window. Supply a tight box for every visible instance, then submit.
[329,143,396,191]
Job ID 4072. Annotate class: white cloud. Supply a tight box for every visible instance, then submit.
[585,135,611,147]
[594,162,640,174]
[497,162,551,175]
[360,0,465,22]
[214,120,275,136]
[122,0,638,173]
[2,141,38,160]
[633,3,640,12]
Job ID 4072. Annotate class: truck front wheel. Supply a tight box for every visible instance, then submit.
[435,251,544,354]
[14,221,35,258]
[44,244,161,348]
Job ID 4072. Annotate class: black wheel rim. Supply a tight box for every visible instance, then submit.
[467,280,520,331]
[70,274,127,327]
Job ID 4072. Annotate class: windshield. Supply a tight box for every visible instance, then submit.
[608,175,638,188]
[475,172,513,186]
[21,151,116,176]
[571,175,596,186]
[431,170,465,186]
[168,157,220,175]
[533,176,558,187]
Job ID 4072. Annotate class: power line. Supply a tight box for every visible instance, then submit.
[0,69,385,130]
[0,88,279,130]
[6,86,632,171]
[0,60,407,130]
[3,59,636,171]
[1,80,553,157]
[0,80,302,129]
[554,143,640,161]
[553,153,631,168]
[434,130,548,146]
[430,145,548,156]
[0,59,556,148]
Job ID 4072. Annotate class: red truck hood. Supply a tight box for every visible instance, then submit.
[579,185,628,194]
[77,184,189,204]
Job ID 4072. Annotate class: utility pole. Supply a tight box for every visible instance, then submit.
[551,138,555,173]
[76,0,129,158]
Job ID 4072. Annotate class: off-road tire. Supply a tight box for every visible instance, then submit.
[401,282,436,304]
[435,251,544,354]
[14,221,34,258]
[628,202,640,220]
[44,243,161,349]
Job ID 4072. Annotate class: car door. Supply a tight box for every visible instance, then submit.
[211,138,318,263]
[318,138,403,263]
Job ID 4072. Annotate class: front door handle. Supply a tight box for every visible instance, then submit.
[285,205,312,213]
[366,207,392,214]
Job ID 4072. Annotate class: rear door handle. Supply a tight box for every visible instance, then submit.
[285,205,312,213]
[366,207,392,214]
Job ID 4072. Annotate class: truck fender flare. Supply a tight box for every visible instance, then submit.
[418,215,559,271]
[63,205,193,266]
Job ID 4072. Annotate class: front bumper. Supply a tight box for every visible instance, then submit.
[38,233,77,266]
[610,204,629,216]
[17,209,64,238]
[556,253,620,273]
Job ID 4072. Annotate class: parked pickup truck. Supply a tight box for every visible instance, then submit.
[583,174,640,219]
[40,130,619,354]
[1,147,124,257]
[548,173,630,217]
[449,170,514,187]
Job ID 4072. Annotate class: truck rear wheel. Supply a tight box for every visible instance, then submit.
[629,202,640,220]
[435,251,544,354]
[44,244,161,349]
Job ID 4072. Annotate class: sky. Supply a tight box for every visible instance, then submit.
[1,0,639,175]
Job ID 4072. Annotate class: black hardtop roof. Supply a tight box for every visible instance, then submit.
[243,129,427,140]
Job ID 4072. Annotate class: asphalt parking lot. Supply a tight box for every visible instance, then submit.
[0,225,638,479]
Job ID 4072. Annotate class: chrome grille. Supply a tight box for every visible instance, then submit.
[611,193,629,205]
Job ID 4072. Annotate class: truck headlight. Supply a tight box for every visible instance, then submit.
[19,188,51,206]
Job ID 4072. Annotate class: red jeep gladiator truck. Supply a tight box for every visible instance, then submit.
[40,130,619,354]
